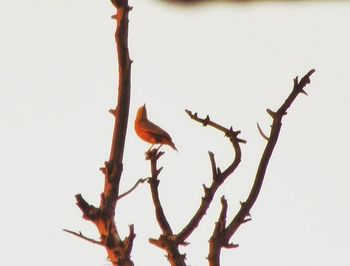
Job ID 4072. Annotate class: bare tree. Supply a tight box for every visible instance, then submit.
[64,1,315,266]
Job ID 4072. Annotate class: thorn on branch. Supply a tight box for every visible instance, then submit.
[300,89,308,96]
[180,241,190,246]
[208,151,217,179]
[225,127,247,144]
[156,167,163,176]
[224,242,239,249]
[202,184,209,194]
[184,109,192,117]
[257,122,269,141]
[99,167,107,174]
[217,167,222,177]
[103,161,113,176]
[240,201,251,217]
[225,127,237,138]
[203,115,210,126]
[156,151,165,160]
[266,109,276,118]
[242,218,252,224]
[109,108,117,116]
[298,69,315,89]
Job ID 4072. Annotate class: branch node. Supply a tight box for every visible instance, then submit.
[240,201,251,217]
[109,108,117,116]
[202,184,209,194]
[203,115,210,126]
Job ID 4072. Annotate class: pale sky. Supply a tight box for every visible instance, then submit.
[1,1,350,265]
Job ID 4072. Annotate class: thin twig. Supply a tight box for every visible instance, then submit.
[63,229,103,246]
[117,178,147,201]
[256,122,269,141]
[208,69,315,266]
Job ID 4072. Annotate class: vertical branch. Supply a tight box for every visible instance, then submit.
[68,1,134,266]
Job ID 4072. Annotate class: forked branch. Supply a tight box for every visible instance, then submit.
[146,111,246,265]
[67,1,134,266]
[208,69,315,266]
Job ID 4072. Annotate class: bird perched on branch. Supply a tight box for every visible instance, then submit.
[135,104,178,151]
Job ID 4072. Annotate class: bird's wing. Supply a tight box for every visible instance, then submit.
[140,120,172,141]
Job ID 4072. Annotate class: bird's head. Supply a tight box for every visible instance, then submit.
[136,104,147,121]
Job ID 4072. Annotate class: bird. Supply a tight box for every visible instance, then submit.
[135,104,178,151]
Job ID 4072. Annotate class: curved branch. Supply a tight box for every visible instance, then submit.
[145,110,245,266]
[175,111,245,244]
[117,178,147,201]
[208,69,315,266]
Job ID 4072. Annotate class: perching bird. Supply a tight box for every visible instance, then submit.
[135,104,178,151]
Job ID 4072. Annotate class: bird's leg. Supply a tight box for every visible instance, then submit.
[145,144,155,159]
[156,144,163,152]
[146,144,154,153]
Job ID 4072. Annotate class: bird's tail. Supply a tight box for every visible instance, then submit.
[169,142,178,152]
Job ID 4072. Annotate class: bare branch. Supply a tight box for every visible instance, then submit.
[256,122,269,141]
[145,110,245,266]
[208,151,218,179]
[63,229,103,246]
[174,112,245,245]
[208,69,315,266]
[147,149,173,236]
[185,110,246,144]
[73,2,135,265]
[117,178,147,201]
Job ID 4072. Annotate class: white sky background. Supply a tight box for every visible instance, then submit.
[1,0,349,265]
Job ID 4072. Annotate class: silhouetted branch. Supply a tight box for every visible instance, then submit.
[256,122,269,141]
[63,229,103,246]
[208,69,315,266]
[147,149,173,236]
[146,110,245,265]
[174,111,245,244]
[70,1,134,265]
[117,178,147,201]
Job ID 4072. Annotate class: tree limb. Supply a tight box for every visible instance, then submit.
[208,69,315,266]
[117,178,147,201]
[63,229,103,246]
[71,1,134,265]
[146,110,246,265]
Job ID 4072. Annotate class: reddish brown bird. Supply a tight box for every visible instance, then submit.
[135,104,178,151]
